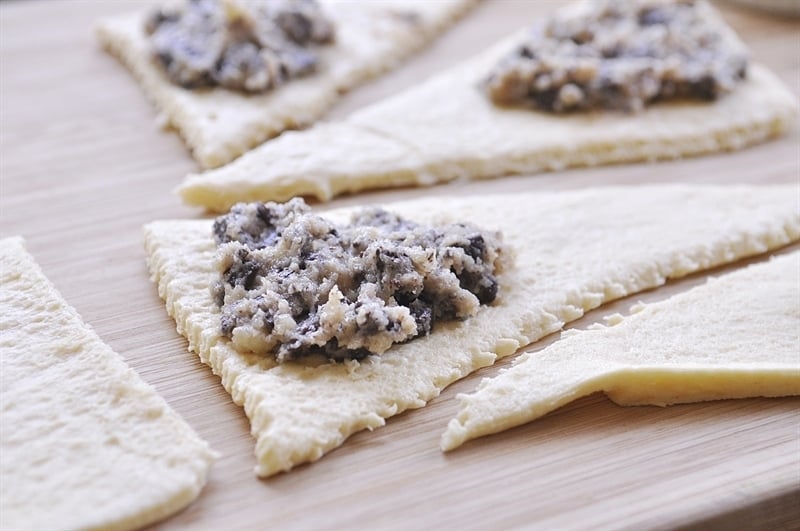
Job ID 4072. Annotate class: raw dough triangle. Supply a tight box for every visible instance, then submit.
[97,0,477,168]
[145,184,799,477]
[177,2,799,212]
[0,237,215,531]
[441,251,800,451]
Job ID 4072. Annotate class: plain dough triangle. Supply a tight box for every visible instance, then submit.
[0,237,215,530]
[441,251,800,451]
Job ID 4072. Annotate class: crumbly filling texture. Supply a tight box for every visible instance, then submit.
[212,199,506,362]
[145,0,334,92]
[485,0,748,112]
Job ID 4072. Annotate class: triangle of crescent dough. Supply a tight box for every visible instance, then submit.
[143,184,799,477]
[177,8,799,212]
[97,0,477,169]
[0,237,215,530]
[441,251,800,452]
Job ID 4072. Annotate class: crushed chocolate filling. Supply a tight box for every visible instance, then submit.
[212,199,506,362]
[145,0,334,92]
[485,0,748,112]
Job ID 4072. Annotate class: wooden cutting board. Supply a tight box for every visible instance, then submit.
[1,1,798,529]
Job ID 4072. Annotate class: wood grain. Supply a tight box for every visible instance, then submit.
[1,1,798,530]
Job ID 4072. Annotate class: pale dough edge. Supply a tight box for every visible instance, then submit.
[180,97,796,213]
[440,251,800,452]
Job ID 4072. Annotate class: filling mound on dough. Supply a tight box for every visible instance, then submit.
[212,199,506,362]
[486,0,749,112]
[145,0,334,92]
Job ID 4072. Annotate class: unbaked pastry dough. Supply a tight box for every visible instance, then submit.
[177,4,799,212]
[144,184,799,477]
[441,251,800,451]
[0,237,215,531]
[97,0,477,168]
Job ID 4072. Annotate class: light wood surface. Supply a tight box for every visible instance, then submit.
[1,1,799,530]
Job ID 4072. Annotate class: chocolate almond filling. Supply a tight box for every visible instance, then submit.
[212,199,506,362]
[486,0,748,112]
[145,0,334,92]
